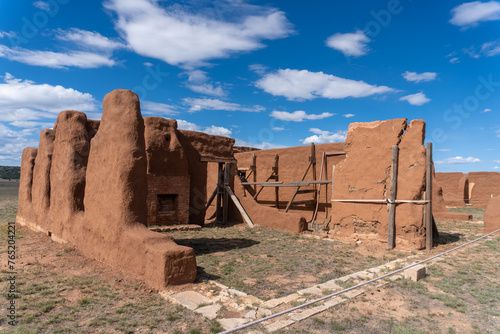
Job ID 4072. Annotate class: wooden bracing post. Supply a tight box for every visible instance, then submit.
[216,162,223,222]
[285,144,316,212]
[253,154,279,200]
[425,142,433,251]
[387,145,399,250]
[274,154,279,208]
[252,154,257,193]
[223,163,230,225]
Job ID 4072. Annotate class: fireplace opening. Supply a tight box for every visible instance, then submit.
[157,194,178,223]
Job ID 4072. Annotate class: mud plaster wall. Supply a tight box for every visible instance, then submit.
[330,119,427,249]
[234,143,345,222]
[467,172,500,208]
[435,172,468,207]
[17,90,197,288]
[433,173,472,221]
[483,196,500,233]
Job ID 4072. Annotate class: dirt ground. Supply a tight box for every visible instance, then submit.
[1,179,499,333]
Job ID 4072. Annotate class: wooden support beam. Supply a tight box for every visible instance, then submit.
[223,162,230,225]
[311,143,317,201]
[426,142,433,251]
[200,157,237,163]
[216,163,223,223]
[226,186,254,228]
[274,154,279,209]
[387,145,399,250]
[252,154,257,194]
[205,187,217,210]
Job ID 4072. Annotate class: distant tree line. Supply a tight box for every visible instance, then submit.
[0,166,21,179]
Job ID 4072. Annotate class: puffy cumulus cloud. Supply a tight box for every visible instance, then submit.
[399,92,430,106]
[55,28,126,51]
[436,156,481,164]
[184,70,226,97]
[0,73,97,121]
[176,119,232,137]
[301,128,347,145]
[256,69,394,101]
[184,97,265,113]
[140,101,178,115]
[104,0,293,68]
[450,1,500,27]
[0,44,116,69]
[325,30,370,57]
[270,110,334,122]
[402,71,437,83]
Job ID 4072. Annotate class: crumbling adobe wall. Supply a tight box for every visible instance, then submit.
[435,172,468,207]
[468,172,500,208]
[17,89,197,288]
[433,173,472,221]
[235,143,345,221]
[144,117,190,226]
[31,129,55,231]
[483,196,500,233]
[330,119,426,249]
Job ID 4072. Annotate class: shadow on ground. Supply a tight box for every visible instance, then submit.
[173,237,260,255]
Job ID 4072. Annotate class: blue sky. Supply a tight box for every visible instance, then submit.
[0,0,499,172]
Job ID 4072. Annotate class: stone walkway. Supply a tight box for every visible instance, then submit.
[160,257,425,333]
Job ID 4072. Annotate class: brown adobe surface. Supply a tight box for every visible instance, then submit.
[484,196,500,233]
[468,172,500,208]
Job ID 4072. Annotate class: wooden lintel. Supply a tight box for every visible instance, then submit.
[324,151,346,156]
[200,157,237,163]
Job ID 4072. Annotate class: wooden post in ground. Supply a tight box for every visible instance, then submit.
[387,145,399,250]
[216,162,223,222]
[223,162,230,225]
[311,143,317,201]
[324,153,329,218]
[426,142,433,251]
[252,154,257,194]
[274,154,279,209]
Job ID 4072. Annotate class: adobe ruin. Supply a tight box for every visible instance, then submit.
[18,89,482,288]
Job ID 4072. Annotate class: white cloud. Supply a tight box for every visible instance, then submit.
[436,156,481,164]
[272,127,285,131]
[141,101,178,115]
[104,0,293,68]
[270,110,333,122]
[450,1,500,27]
[184,70,226,97]
[256,69,394,101]
[436,149,451,152]
[325,30,370,57]
[402,71,437,83]
[143,62,153,67]
[184,98,265,113]
[496,129,500,137]
[0,73,97,125]
[343,113,355,118]
[449,57,460,64]
[482,108,492,112]
[0,31,16,39]
[481,39,500,56]
[176,119,231,137]
[33,1,50,11]
[203,125,232,137]
[55,28,126,51]
[234,138,285,150]
[493,166,500,170]
[399,92,431,106]
[301,128,347,144]
[249,64,269,75]
[0,44,116,69]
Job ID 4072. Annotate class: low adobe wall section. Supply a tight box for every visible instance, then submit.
[17,90,197,289]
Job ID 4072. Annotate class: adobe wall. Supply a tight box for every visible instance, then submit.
[234,143,346,222]
[433,174,472,221]
[468,172,500,208]
[330,119,427,249]
[17,89,197,289]
[483,196,500,233]
[434,172,468,207]
[144,117,190,226]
